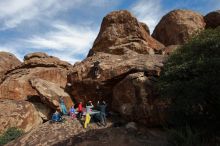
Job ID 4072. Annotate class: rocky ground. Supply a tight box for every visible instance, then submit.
[6,115,167,146]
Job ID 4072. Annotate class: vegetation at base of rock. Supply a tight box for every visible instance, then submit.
[158,27,220,143]
[167,126,219,146]
[0,127,23,145]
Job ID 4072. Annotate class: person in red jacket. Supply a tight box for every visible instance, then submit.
[77,101,83,119]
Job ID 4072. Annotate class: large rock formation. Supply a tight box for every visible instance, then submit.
[152,9,205,46]
[204,10,220,28]
[6,117,167,146]
[68,52,164,104]
[112,72,168,125]
[0,99,42,134]
[0,52,72,101]
[6,119,85,146]
[67,10,167,125]
[0,52,21,81]
[30,78,73,111]
[88,10,164,56]
[0,52,74,122]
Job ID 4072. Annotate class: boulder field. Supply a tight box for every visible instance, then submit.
[0,8,220,145]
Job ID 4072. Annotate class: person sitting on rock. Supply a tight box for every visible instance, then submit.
[52,111,62,122]
[60,96,68,115]
[77,101,83,119]
[69,105,76,119]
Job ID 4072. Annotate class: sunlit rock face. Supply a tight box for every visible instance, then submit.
[0,99,42,134]
[0,52,21,82]
[152,9,205,46]
[67,10,168,126]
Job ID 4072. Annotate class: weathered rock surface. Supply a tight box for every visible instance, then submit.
[68,52,164,107]
[7,117,166,146]
[30,78,73,111]
[0,52,21,81]
[6,119,85,146]
[32,102,52,121]
[0,99,42,134]
[163,45,180,55]
[152,9,205,46]
[0,52,72,101]
[204,10,220,28]
[140,22,150,34]
[88,10,164,56]
[67,10,168,125]
[113,72,168,125]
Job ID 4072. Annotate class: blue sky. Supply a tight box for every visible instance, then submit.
[0,0,219,63]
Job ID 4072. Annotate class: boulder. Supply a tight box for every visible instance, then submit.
[32,102,53,121]
[204,10,220,28]
[152,9,205,46]
[67,52,164,105]
[125,122,137,131]
[67,10,167,126]
[0,52,73,101]
[88,10,164,56]
[0,99,42,134]
[112,72,168,125]
[6,119,85,146]
[30,78,73,111]
[163,45,180,55]
[139,22,150,34]
[0,52,21,81]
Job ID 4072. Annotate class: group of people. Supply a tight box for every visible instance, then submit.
[51,97,107,129]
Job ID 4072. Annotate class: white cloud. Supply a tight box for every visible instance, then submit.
[0,0,117,63]
[0,0,110,30]
[130,0,164,34]
[26,22,98,54]
[0,22,98,63]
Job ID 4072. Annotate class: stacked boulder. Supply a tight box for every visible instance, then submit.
[67,10,168,126]
[0,52,74,134]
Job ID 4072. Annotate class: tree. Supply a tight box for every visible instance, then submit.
[158,27,220,132]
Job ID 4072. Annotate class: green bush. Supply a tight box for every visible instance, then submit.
[0,127,23,145]
[167,126,220,146]
[167,126,203,146]
[158,27,220,131]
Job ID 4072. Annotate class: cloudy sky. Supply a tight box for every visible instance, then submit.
[0,0,219,63]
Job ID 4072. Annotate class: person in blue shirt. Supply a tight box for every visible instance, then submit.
[98,101,107,126]
[52,111,62,122]
[60,96,68,115]
[69,105,76,119]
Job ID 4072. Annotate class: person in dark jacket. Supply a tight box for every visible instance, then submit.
[93,61,101,79]
[99,101,107,126]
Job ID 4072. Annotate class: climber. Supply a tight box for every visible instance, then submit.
[60,96,68,115]
[51,111,62,122]
[77,101,83,119]
[93,61,101,79]
[69,105,76,119]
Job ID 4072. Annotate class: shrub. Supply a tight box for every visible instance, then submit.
[0,127,23,145]
[158,27,220,132]
[167,126,220,146]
